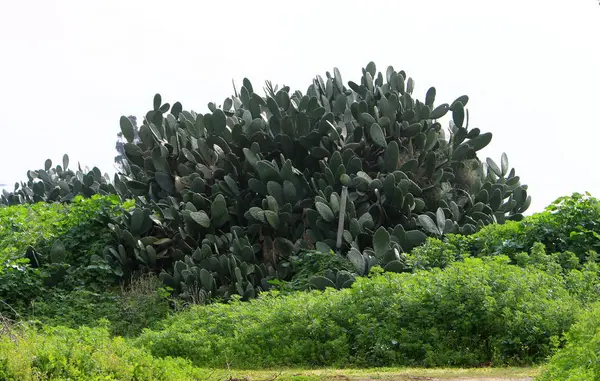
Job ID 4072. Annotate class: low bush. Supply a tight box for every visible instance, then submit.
[0,194,129,263]
[136,289,349,368]
[136,256,579,368]
[284,250,356,291]
[398,193,600,287]
[0,259,46,314]
[0,195,134,316]
[348,257,577,367]
[0,324,211,381]
[536,302,600,381]
[15,273,172,337]
[448,192,600,265]
[406,237,467,270]
[112,273,173,336]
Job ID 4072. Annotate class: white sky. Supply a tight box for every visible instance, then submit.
[1,0,599,214]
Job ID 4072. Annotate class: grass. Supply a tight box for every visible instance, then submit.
[198,367,540,380]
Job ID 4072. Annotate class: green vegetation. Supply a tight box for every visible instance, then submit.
[136,256,582,368]
[0,194,170,336]
[536,302,600,380]
[1,61,599,379]
[0,319,540,381]
[0,324,212,381]
[0,195,130,315]
[0,194,128,263]
[1,192,599,377]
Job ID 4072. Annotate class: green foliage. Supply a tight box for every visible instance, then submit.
[406,237,467,270]
[405,202,600,303]
[136,257,577,368]
[348,257,578,367]
[26,274,172,337]
[452,192,600,264]
[286,250,356,291]
[536,302,600,381]
[137,290,350,368]
[0,259,46,313]
[6,62,600,376]
[0,195,135,316]
[113,274,173,336]
[0,194,129,262]
[563,255,600,304]
[0,324,211,381]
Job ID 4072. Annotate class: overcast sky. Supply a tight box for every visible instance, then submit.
[1,0,599,214]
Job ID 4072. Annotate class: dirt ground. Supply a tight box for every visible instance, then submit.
[308,376,534,381]
[349,377,533,381]
[430,378,533,381]
[235,377,535,381]
[224,368,539,381]
[348,377,533,381]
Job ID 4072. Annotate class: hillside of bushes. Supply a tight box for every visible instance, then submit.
[1,61,599,379]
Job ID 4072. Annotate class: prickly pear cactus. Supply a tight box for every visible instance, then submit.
[1,154,118,206]
[105,61,529,298]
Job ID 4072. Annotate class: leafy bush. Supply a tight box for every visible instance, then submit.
[0,194,128,263]
[0,194,134,294]
[449,192,600,264]
[349,257,578,367]
[136,257,578,368]
[0,195,135,316]
[112,273,173,336]
[25,274,171,337]
[26,290,120,328]
[563,256,600,304]
[408,231,600,304]
[406,237,467,270]
[0,324,211,381]
[536,302,600,381]
[0,260,46,314]
[402,193,600,276]
[284,250,356,291]
[135,289,349,368]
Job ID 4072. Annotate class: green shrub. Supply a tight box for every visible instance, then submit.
[285,250,355,291]
[136,290,349,368]
[0,324,211,381]
[136,257,579,368]
[26,289,120,328]
[0,194,128,262]
[111,273,173,336]
[563,257,600,304]
[0,195,135,316]
[0,259,46,313]
[536,302,600,381]
[17,274,171,337]
[411,235,600,304]
[406,237,466,270]
[0,201,71,261]
[349,257,577,367]
[450,192,600,265]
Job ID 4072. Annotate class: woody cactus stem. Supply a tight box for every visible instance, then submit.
[336,186,348,251]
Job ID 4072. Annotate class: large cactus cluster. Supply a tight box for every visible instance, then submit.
[1,61,530,302]
[104,61,530,300]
